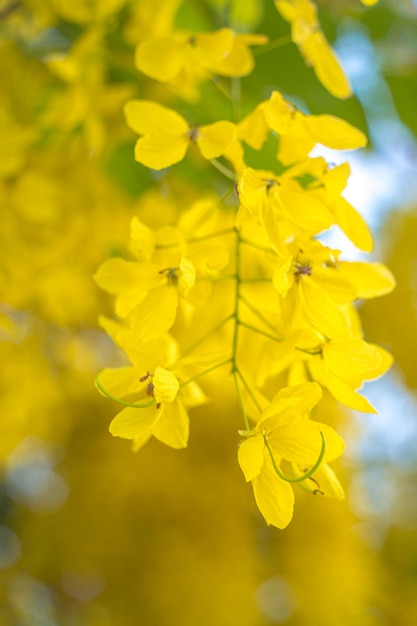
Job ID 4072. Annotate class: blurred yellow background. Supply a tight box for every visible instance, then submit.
[1,1,417,624]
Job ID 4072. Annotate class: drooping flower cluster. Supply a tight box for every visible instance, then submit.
[95,0,394,529]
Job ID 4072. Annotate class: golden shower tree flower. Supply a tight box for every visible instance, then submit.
[124,100,236,170]
[135,28,268,84]
[238,91,367,165]
[308,339,393,413]
[274,0,352,99]
[271,237,396,341]
[238,383,345,528]
[237,166,334,246]
[96,326,206,450]
[94,254,195,340]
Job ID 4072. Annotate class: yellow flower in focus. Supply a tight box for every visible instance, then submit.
[274,0,352,99]
[124,100,236,170]
[97,329,200,450]
[308,339,393,413]
[237,167,333,248]
[94,219,196,339]
[238,382,345,528]
[361,0,379,5]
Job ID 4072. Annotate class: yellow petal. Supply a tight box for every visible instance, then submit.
[134,133,189,170]
[301,31,352,99]
[97,367,143,398]
[132,432,152,452]
[269,420,345,465]
[115,334,175,373]
[271,381,323,414]
[94,259,159,296]
[135,39,188,82]
[130,285,178,339]
[338,262,396,299]
[94,259,162,317]
[273,255,293,296]
[262,91,295,135]
[300,279,350,339]
[302,114,367,150]
[129,217,156,260]
[309,359,377,412]
[238,167,270,215]
[109,404,162,439]
[324,373,377,413]
[197,121,236,159]
[210,39,255,77]
[277,132,316,165]
[238,434,265,482]
[238,105,269,150]
[274,0,298,22]
[195,28,234,64]
[278,180,333,232]
[361,0,379,5]
[223,139,246,175]
[332,196,374,252]
[178,257,196,295]
[152,399,189,448]
[323,339,393,385]
[124,100,189,136]
[253,454,294,529]
[312,267,357,304]
[153,366,179,403]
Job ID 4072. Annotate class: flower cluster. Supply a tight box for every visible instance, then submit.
[95,0,394,529]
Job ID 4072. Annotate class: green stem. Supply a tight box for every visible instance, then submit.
[180,358,232,387]
[253,35,291,56]
[264,432,327,484]
[156,227,235,251]
[240,277,272,283]
[295,347,323,356]
[239,294,281,335]
[231,228,241,374]
[230,228,252,430]
[231,77,241,121]
[187,228,235,244]
[95,374,156,409]
[291,464,325,495]
[210,76,233,101]
[240,237,277,256]
[236,367,262,414]
[196,274,237,282]
[238,321,282,344]
[210,158,237,182]
[180,313,234,358]
[233,370,249,431]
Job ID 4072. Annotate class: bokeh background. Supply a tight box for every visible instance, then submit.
[1,0,417,624]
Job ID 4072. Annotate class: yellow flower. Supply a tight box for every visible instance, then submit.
[97,326,206,450]
[306,160,374,252]
[135,28,268,84]
[124,100,236,170]
[272,238,395,340]
[237,167,333,248]
[308,339,393,413]
[94,254,195,339]
[238,382,345,528]
[361,0,379,5]
[238,91,367,165]
[94,219,196,338]
[274,0,352,99]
